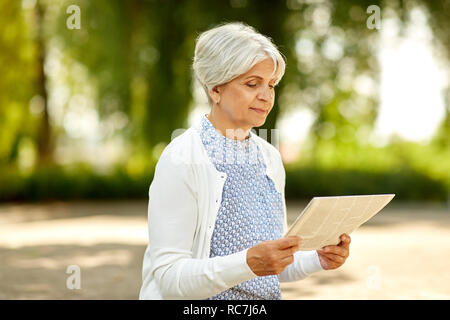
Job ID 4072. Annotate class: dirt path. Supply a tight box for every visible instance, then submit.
[0,200,449,299]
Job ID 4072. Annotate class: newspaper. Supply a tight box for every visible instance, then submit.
[285,194,395,250]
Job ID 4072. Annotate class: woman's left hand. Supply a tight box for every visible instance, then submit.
[317,234,351,270]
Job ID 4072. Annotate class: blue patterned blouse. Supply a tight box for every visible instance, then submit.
[196,114,285,300]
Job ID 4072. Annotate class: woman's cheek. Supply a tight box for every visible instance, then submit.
[242,91,257,107]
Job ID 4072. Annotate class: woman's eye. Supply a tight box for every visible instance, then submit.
[246,83,276,89]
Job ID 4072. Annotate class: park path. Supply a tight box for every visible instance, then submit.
[0,200,449,299]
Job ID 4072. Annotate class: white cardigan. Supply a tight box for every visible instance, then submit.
[139,121,323,300]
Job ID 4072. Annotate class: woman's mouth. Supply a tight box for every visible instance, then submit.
[250,107,266,114]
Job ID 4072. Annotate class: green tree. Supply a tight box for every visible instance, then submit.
[0,0,36,167]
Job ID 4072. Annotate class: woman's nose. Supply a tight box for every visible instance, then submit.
[257,86,273,101]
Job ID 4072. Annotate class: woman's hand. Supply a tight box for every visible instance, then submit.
[317,233,351,270]
[246,236,301,276]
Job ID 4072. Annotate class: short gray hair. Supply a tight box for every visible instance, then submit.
[192,22,286,106]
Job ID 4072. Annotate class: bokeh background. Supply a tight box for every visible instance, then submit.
[0,0,449,299]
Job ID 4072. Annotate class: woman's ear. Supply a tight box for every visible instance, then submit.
[208,86,221,105]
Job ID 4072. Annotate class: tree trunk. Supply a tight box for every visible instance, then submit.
[35,0,52,166]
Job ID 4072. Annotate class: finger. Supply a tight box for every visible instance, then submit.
[319,252,346,264]
[338,234,351,248]
[280,254,295,266]
[285,245,300,255]
[321,255,340,270]
[277,236,302,250]
[279,244,300,259]
[318,255,338,270]
[321,245,349,257]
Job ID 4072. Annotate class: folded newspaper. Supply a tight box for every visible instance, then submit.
[285,194,395,250]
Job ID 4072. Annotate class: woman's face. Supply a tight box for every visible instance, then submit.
[212,58,277,131]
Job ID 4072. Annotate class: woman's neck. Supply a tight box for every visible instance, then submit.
[207,110,251,141]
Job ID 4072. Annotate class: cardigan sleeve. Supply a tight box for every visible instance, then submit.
[144,148,257,299]
[277,250,323,282]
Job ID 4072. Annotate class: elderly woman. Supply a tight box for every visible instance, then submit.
[139,22,350,300]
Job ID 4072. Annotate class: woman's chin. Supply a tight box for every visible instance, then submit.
[249,122,264,129]
[251,117,267,128]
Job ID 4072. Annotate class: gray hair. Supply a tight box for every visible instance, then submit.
[192,22,286,106]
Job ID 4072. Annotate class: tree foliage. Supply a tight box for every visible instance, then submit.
[0,0,449,200]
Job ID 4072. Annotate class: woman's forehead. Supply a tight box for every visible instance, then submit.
[239,59,277,81]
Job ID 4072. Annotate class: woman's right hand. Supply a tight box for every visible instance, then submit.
[246,236,301,276]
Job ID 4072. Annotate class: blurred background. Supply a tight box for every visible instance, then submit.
[0,0,449,299]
